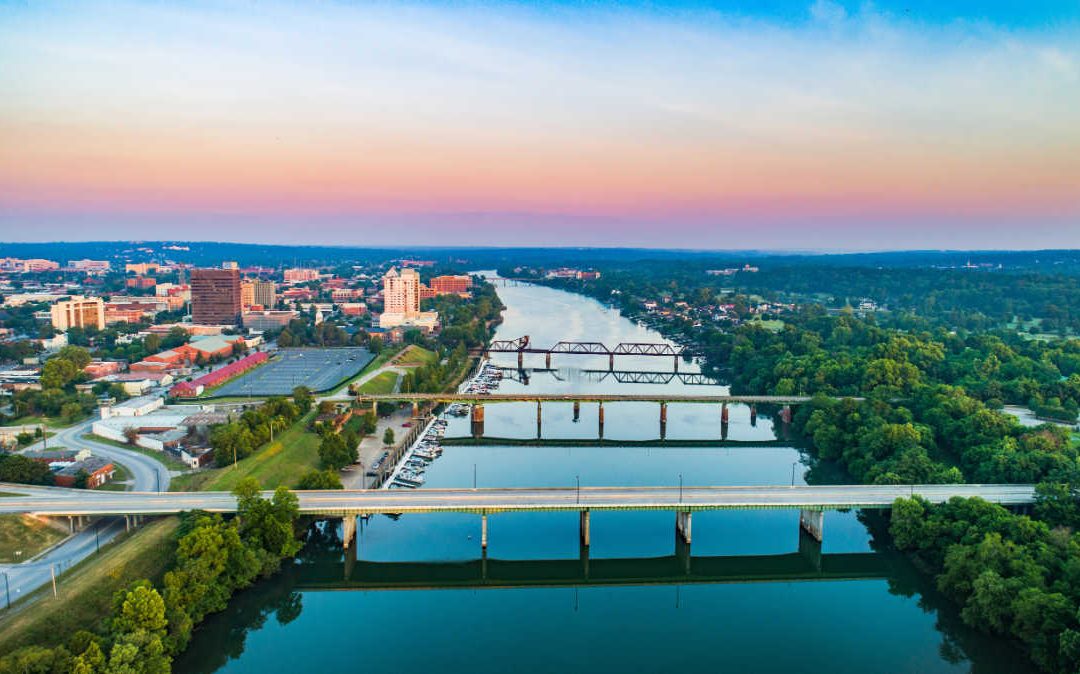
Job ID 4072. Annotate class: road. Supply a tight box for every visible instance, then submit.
[2,417,173,610]
[0,484,1037,517]
[353,393,860,404]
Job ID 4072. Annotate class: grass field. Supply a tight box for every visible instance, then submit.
[0,515,67,563]
[0,517,179,655]
[170,413,320,492]
[0,415,78,429]
[394,345,437,367]
[84,434,190,472]
[356,371,399,395]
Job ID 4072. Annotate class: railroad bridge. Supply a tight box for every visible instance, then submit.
[476,336,690,371]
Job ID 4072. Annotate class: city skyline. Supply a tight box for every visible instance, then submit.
[2,0,1079,249]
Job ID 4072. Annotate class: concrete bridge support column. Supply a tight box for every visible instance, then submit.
[341,516,357,550]
[781,405,793,424]
[573,401,580,422]
[344,533,357,579]
[799,509,824,543]
[125,515,131,533]
[676,511,692,545]
[579,510,591,547]
[659,403,667,440]
[481,514,488,550]
[721,403,729,424]
[798,527,823,572]
[517,351,524,369]
[536,401,543,438]
[412,402,419,418]
[471,404,485,439]
[371,400,377,417]
[545,352,552,369]
[598,402,605,439]
[749,404,757,426]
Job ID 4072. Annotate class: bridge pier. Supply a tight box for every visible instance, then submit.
[371,400,377,417]
[517,351,524,369]
[673,355,679,373]
[545,352,551,369]
[573,401,580,422]
[721,403,729,424]
[721,422,728,441]
[750,404,757,426]
[342,515,357,550]
[344,532,357,579]
[675,511,692,545]
[598,402,605,439]
[471,404,485,439]
[580,510,590,547]
[781,405,793,424]
[798,527,823,572]
[659,403,667,441]
[799,509,824,543]
[481,514,488,550]
[412,402,419,418]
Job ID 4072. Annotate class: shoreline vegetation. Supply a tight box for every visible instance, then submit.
[527,267,1080,674]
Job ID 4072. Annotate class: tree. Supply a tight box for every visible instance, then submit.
[61,401,84,423]
[297,469,343,490]
[123,426,140,445]
[233,479,301,575]
[292,386,313,414]
[107,583,171,674]
[383,428,395,446]
[318,433,356,470]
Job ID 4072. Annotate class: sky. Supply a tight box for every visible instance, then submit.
[1,0,1079,250]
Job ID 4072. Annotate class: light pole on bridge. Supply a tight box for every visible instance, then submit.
[576,475,580,504]
[679,473,683,505]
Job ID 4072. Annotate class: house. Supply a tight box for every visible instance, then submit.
[54,457,115,488]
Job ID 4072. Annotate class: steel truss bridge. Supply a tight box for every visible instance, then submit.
[493,366,718,386]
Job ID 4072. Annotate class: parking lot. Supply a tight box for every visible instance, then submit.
[212,347,374,396]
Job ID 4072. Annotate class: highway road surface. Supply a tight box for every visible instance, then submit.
[2,417,173,610]
[0,484,1037,517]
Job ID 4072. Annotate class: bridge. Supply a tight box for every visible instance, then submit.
[1,483,1035,553]
[476,336,690,370]
[494,366,719,387]
[297,546,893,591]
[354,392,846,436]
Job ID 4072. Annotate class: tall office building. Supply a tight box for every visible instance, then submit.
[379,267,438,330]
[50,296,105,331]
[191,268,241,325]
[253,280,276,308]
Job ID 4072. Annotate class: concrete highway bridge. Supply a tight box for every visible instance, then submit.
[0,484,1035,553]
[299,546,893,591]
[354,392,862,435]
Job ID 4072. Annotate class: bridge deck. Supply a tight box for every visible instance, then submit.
[0,484,1035,517]
[354,393,844,404]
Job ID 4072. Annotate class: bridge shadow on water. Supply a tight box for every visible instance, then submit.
[294,525,882,590]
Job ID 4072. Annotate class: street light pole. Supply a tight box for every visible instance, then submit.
[679,473,683,504]
[576,475,580,504]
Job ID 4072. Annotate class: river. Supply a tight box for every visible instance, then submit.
[175,277,1033,674]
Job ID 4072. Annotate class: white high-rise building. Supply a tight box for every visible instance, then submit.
[379,267,438,330]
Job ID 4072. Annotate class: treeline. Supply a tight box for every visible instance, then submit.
[400,343,468,394]
[0,479,301,674]
[276,319,365,348]
[426,282,503,350]
[891,494,1080,673]
[7,346,98,423]
[209,395,304,467]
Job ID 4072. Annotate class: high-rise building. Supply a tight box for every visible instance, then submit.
[222,261,239,270]
[383,267,421,316]
[240,280,256,308]
[50,296,105,331]
[379,267,438,331]
[253,280,276,308]
[191,268,241,325]
[68,259,111,272]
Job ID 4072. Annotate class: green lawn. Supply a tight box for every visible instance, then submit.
[394,345,437,367]
[83,434,190,472]
[356,371,399,395]
[171,413,321,492]
[0,517,178,655]
[1,415,79,429]
[0,515,68,563]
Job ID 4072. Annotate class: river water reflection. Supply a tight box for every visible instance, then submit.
[176,275,1034,674]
